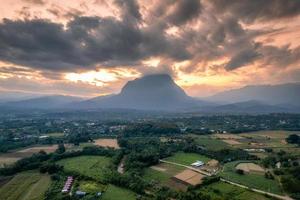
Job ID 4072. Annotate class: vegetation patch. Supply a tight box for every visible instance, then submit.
[165,152,211,166]
[0,171,50,200]
[199,182,273,200]
[220,161,282,194]
[101,184,136,200]
[57,155,111,181]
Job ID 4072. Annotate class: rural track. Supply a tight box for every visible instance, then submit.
[220,178,294,200]
[159,159,294,200]
[159,159,211,176]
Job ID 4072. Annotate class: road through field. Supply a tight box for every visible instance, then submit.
[159,159,211,176]
[159,159,294,200]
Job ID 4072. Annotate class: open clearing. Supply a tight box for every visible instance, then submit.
[173,169,205,186]
[214,134,243,139]
[0,171,50,200]
[220,161,282,194]
[236,162,265,173]
[101,184,136,200]
[222,139,242,145]
[79,181,106,193]
[0,145,58,167]
[193,135,230,150]
[143,163,187,190]
[57,155,111,181]
[199,181,273,200]
[94,139,120,149]
[165,152,210,166]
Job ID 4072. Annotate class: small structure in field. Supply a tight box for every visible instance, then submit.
[75,191,86,197]
[191,160,204,167]
[62,176,74,193]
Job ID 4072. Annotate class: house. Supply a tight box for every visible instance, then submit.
[61,176,74,193]
[75,191,86,197]
[191,160,204,167]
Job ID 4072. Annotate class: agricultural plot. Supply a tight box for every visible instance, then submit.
[0,145,58,167]
[220,161,282,194]
[239,130,299,149]
[235,162,264,173]
[143,163,184,184]
[173,169,205,186]
[94,138,120,149]
[199,182,273,200]
[193,135,230,150]
[0,171,51,200]
[164,152,211,166]
[101,184,136,200]
[143,163,187,190]
[57,155,111,181]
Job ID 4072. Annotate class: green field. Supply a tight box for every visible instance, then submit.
[193,135,230,150]
[0,171,51,200]
[57,155,111,181]
[199,182,272,200]
[101,185,136,200]
[143,163,184,185]
[79,181,106,193]
[165,152,211,166]
[220,161,283,194]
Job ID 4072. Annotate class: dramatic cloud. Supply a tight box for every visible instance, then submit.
[0,0,299,97]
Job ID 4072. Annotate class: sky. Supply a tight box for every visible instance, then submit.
[0,0,300,98]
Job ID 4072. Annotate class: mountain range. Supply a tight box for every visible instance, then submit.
[1,74,299,113]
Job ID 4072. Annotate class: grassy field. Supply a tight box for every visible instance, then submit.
[0,171,51,200]
[79,181,106,193]
[101,185,136,200]
[57,155,111,181]
[164,152,211,166]
[199,182,273,200]
[194,135,230,150]
[143,163,184,185]
[220,161,282,194]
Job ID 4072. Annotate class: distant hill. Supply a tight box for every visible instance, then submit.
[2,95,83,109]
[205,82,300,106]
[200,100,297,114]
[75,74,209,111]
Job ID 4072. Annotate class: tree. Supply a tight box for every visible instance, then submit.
[286,134,300,145]
[236,169,244,175]
[55,143,65,154]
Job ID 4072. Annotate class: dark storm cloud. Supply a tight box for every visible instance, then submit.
[0,0,300,76]
[0,15,190,73]
[114,0,141,21]
[209,0,300,23]
[225,48,260,70]
[167,0,201,25]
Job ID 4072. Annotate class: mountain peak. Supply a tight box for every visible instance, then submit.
[81,73,204,110]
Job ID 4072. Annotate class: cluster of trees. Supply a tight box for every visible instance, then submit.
[286,134,300,145]
[262,150,298,168]
[122,123,181,137]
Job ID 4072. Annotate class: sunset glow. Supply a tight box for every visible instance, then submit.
[0,0,299,97]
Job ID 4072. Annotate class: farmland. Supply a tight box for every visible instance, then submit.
[199,182,273,200]
[143,162,185,188]
[164,152,211,166]
[94,138,120,149]
[57,155,111,181]
[193,135,230,150]
[220,161,283,194]
[0,145,58,167]
[0,171,50,200]
[101,185,136,200]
